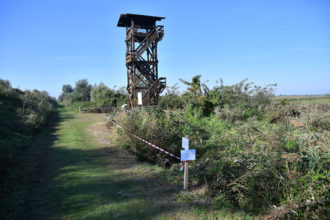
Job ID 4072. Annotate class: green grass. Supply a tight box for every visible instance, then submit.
[274,95,330,105]
[46,113,155,219]
[57,101,101,114]
[3,111,255,219]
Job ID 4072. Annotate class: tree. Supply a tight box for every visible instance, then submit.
[72,79,92,102]
[180,75,205,97]
[91,83,112,102]
[58,84,74,104]
[0,79,11,91]
[62,84,73,94]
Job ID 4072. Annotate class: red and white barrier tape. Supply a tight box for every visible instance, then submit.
[133,134,181,160]
[111,119,180,161]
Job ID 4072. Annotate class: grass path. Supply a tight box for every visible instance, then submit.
[24,113,254,220]
[51,113,181,219]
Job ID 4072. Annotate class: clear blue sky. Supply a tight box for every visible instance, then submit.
[1,0,329,98]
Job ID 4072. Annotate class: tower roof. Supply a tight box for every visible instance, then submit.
[117,13,165,28]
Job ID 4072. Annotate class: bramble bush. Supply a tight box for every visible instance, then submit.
[0,78,57,210]
[109,76,329,218]
[159,94,184,110]
[110,108,185,167]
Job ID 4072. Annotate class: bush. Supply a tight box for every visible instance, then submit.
[159,94,184,110]
[108,77,329,218]
[0,78,57,207]
[91,83,127,107]
[91,82,110,102]
[110,108,184,167]
[178,77,275,118]
[58,80,127,109]
[195,119,329,216]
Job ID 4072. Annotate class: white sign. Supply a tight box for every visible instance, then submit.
[182,137,189,150]
[137,92,142,105]
[181,149,196,161]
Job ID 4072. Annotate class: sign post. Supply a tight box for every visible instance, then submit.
[184,161,189,190]
[181,136,196,190]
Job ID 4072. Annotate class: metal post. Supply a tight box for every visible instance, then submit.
[184,161,188,190]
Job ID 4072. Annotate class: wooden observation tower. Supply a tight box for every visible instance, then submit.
[117,13,166,108]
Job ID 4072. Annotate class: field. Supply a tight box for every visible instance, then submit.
[273,95,330,105]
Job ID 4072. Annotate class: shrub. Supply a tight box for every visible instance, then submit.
[58,80,127,108]
[265,102,301,123]
[108,77,329,218]
[159,94,184,110]
[110,108,184,167]
[215,105,245,122]
[178,77,275,118]
[194,120,329,216]
[91,83,127,107]
[91,82,110,102]
[0,78,57,207]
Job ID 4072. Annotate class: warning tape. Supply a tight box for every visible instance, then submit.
[133,135,181,160]
[110,119,180,161]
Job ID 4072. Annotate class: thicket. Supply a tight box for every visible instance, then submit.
[109,76,329,218]
[159,83,184,110]
[0,78,56,212]
[58,79,127,111]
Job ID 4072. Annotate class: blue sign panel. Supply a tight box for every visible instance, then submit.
[181,149,196,161]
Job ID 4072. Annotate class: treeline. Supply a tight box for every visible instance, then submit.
[111,75,329,218]
[0,78,56,216]
[58,79,127,110]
